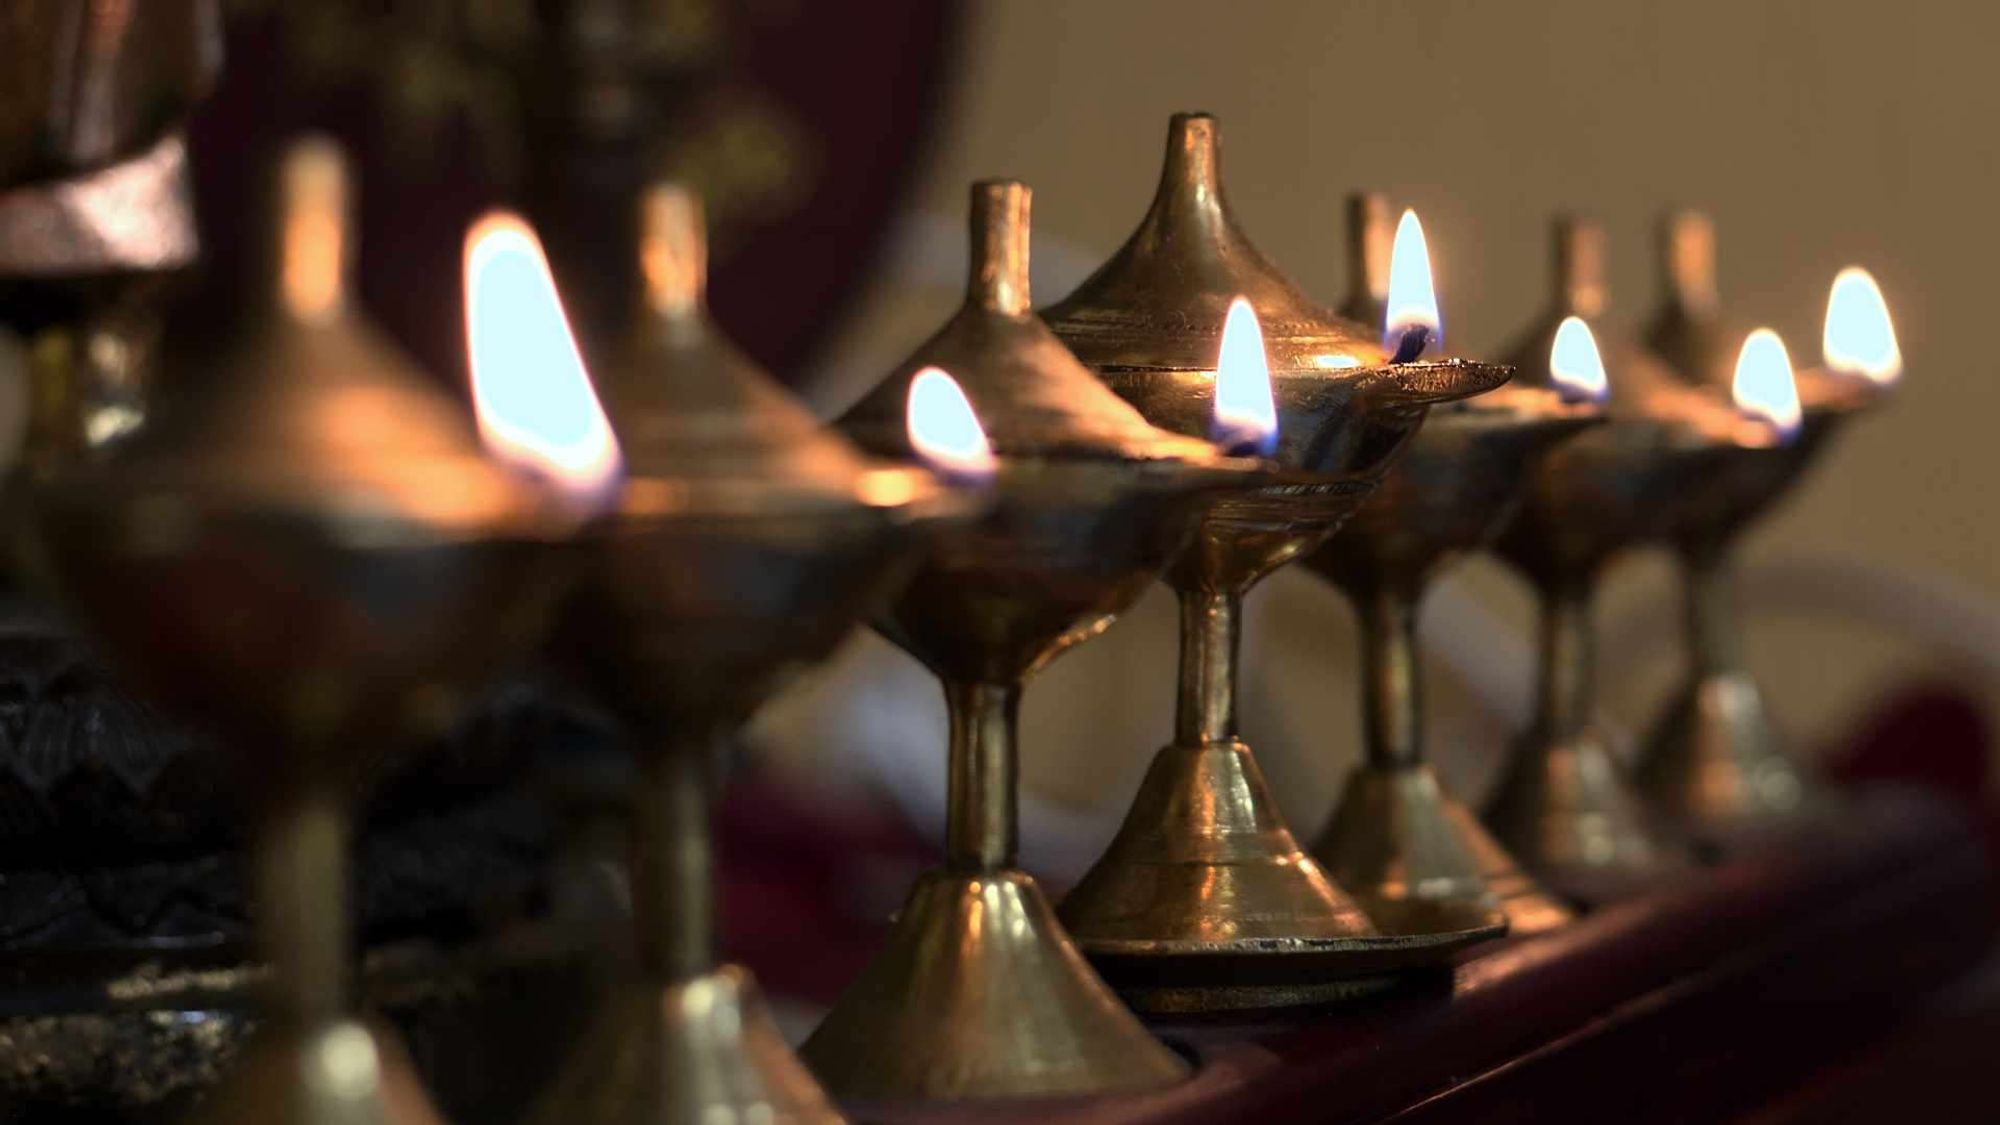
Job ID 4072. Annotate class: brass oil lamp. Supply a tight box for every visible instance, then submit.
[1634,212,1899,847]
[1042,114,1508,1013]
[21,138,576,1125]
[1484,216,1775,905]
[519,185,962,1125]
[1306,196,1606,937]
[800,180,1237,1100]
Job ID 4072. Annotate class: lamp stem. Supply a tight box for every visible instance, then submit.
[968,181,1032,316]
[255,783,350,1027]
[633,739,715,982]
[1360,587,1424,769]
[1683,543,1744,678]
[1175,588,1240,746]
[944,680,1020,873]
[1536,579,1597,739]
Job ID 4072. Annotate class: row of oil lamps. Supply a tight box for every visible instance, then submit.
[16,112,1901,1124]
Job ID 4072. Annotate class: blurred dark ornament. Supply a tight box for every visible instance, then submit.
[0,611,624,1122]
[187,0,962,380]
[0,0,220,190]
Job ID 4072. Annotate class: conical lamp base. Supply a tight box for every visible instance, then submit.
[1638,671,1827,849]
[800,869,1187,1101]
[1315,763,1570,937]
[526,965,841,1125]
[1060,741,1374,946]
[1484,723,1692,906]
[191,1019,444,1125]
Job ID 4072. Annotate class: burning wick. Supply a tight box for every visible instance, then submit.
[1548,316,1610,403]
[464,211,623,513]
[1389,325,1432,366]
[1731,328,1803,443]
[906,366,995,478]
[1384,208,1442,363]
[1213,296,1278,456]
[1822,266,1901,386]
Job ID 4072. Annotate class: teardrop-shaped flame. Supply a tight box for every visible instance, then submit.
[1214,295,1278,455]
[1384,209,1442,356]
[1822,266,1901,386]
[464,212,622,507]
[906,367,994,477]
[1732,328,1803,442]
[1549,316,1609,402]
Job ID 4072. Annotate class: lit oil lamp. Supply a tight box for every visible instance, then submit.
[1043,115,1507,1014]
[1482,215,1740,906]
[20,137,578,1125]
[522,185,959,1125]
[1306,196,1606,937]
[1635,211,1901,846]
[801,180,1237,1099]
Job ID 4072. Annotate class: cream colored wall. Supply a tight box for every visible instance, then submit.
[759,0,1998,853]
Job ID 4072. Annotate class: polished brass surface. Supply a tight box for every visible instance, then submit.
[1315,765,1573,937]
[1046,116,1506,993]
[535,185,951,1125]
[23,138,567,1124]
[808,870,1196,1096]
[1308,301,1602,934]
[530,965,838,1125]
[191,1020,445,1125]
[1633,212,1889,846]
[804,182,1214,1100]
[1485,217,1737,904]
[843,181,1217,466]
[1305,198,1590,935]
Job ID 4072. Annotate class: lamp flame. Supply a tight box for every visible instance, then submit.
[1213,296,1278,455]
[1731,328,1803,442]
[1548,316,1610,403]
[464,212,622,508]
[906,367,994,477]
[1384,209,1442,358]
[1822,266,1901,385]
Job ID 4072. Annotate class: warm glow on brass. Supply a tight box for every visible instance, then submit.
[1731,328,1803,442]
[25,137,570,1125]
[524,182,954,1125]
[1213,295,1278,453]
[1304,201,1601,940]
[1550,316,1610,402]
[906,366,995,476]
[1482,216,1710,905]
[1633,215,1894,847]
[1048,116,1507,1013]
[464,212,622,507]
[638,184,706,314]
[278,138,346,323]
[1384,208,1442,351]
[806,179,1215,1098]
[1823,266,1902,385]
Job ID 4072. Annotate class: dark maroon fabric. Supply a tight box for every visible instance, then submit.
[716,769,935,1005]
[181,5,959,385]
